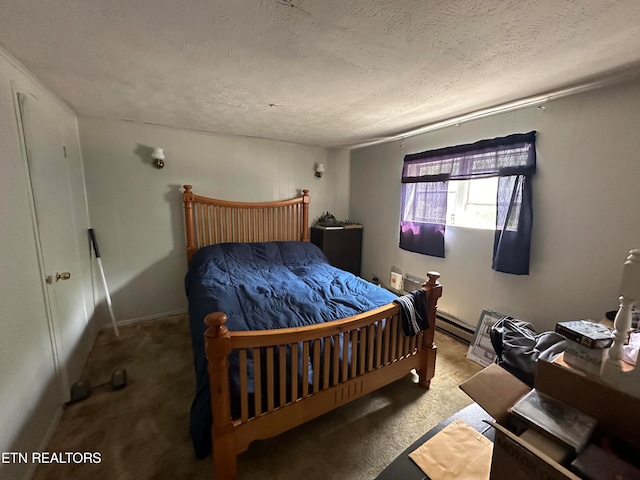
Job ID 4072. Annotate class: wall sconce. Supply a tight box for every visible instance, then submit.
[151,147,165,169]
[314,163,325,179]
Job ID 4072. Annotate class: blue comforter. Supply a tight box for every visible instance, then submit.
[185,241,396,458]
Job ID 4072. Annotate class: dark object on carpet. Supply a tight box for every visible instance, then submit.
[111,368,128,390]
[490,317,566,387]
[67,369,128,404]
[69,378,92,403]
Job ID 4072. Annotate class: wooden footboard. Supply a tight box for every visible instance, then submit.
[205,273,442,480]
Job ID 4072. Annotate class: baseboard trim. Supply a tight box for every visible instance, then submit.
[100,309,187,330]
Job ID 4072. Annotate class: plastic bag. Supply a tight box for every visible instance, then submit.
[622,331,640,366]
[490,317,566,387]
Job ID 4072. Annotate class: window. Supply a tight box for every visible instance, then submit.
[446,178,498,229]
[405,178,499,230]
[399,132,536,275]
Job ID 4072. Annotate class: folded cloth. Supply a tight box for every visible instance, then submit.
[393,289,429,336]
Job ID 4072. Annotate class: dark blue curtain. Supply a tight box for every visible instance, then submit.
[400,131,536,274]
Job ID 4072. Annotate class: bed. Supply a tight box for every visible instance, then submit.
[182,185,442,480]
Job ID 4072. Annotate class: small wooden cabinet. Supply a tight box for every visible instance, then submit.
[310,226,363,276]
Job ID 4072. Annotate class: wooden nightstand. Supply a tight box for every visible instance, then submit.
[310,225,363,276]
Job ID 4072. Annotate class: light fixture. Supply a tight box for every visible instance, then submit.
[314,163,325,179]
[151,147,165,169]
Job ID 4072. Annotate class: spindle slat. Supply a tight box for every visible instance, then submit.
[291,342,299,403]
[266,347,274,412]
[279,346,286,407]
[341,333,349,382]
[375,321,383,368]
[367,324,375,372]
[239,349,249,422]
[302,341,310,397]
[332,335,340,385]
[322,337,331,389]
[359,328,367,375]
[253,348,262,417]
[382,320,390,366]
[350,330,358,379]
[312,341,320,393]
[390,316,398,361]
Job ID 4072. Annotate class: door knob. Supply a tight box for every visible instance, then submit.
[55,272,71,281]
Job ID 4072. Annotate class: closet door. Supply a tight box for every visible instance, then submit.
[18,92,90,400]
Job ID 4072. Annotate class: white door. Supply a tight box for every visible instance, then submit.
[18,92,89,401]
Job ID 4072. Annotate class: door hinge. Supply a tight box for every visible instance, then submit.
[63,145,67,158]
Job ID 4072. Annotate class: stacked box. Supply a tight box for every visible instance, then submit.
[563,341,609,375]
[555,320,613,376]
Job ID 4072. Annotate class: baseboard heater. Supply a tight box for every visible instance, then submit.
[401,274,475,344]
[435,312,475,344]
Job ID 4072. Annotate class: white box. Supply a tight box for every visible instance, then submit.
[389,272,403,291]
[563,340,608,376]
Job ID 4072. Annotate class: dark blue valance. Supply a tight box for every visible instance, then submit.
[402,131,536,183]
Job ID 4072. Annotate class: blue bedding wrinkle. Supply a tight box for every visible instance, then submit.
[185,240,397,458]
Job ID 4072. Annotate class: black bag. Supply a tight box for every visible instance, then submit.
[489,317,566,387]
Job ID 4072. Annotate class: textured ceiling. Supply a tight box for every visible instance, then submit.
[2,0,640,149]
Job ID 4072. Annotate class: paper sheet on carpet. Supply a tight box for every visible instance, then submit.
[408,419,492,480]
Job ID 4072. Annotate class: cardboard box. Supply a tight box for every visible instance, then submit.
[563,340,608,376]
[459,358,640,480]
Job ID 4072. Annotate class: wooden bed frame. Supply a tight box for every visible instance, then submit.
[182,185,442,480]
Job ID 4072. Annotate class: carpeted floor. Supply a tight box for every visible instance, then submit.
[33,315,483,480]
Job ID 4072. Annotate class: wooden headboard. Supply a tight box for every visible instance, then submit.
[182,185,310,263]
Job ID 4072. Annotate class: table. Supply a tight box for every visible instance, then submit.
[375,403,494,480]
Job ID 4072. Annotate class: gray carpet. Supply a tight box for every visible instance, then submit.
[33,315,483,480]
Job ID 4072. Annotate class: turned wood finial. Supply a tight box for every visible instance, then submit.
[620,249,640,300]
[205,312,228,337]
[183,185,194,202]
[422,271,442,302]
[301,189,310,241]
[426,271,441,286]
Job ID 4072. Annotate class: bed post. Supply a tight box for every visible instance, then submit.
[301,189,310,242]
[417,271,442,388]
[204,312,237,480]
[183,185,198,263]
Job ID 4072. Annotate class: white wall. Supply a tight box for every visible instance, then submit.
[0,49,94,480]
[351,77,640,333]
[79,116,351,323]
